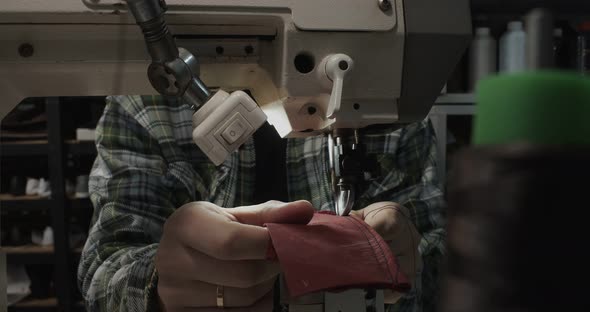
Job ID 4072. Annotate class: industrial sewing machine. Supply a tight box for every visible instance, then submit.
[0,0,470,310]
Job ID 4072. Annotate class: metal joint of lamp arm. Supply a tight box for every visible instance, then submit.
[126,0,211,111]
[126,0,266,167]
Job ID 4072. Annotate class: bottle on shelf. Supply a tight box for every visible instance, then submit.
[576,21,590,75]
[553,28,567,68]
[469,27,497,91]
[499,21,526,73]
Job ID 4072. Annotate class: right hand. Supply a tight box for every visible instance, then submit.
[156,200,315,311]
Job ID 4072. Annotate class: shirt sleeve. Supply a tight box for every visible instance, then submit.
[77,96,196,311]
[357,119,446,312]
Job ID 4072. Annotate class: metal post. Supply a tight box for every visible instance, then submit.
[428,113,447,190]
[0,252,7,311]
[46,97,72,312]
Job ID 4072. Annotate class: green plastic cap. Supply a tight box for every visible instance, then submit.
[474,71,590,146]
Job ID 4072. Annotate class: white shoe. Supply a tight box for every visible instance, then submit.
[32,226,54,246]
[41,226,53,246]
[65,179,75,197]
[6,264,31,306]
[25,178,39,196]
[31,229,42,245]
[75,175,90,199]
[37,178,51,198]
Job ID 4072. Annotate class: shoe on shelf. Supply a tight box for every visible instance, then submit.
[7,263,31,306]
[1,100,48,142]
[76,128,96,141]
[75,175,90,199]
[41,226,53,246]
[25,178,39,196]
[9,176,27,196]
[37,178,51,198]
[31,226,53,246]
[31,229,41,245]
[9,225,27,246]
[65,179,75,197]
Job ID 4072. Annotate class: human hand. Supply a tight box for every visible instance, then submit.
[156,200,315,311]
[350,202,422,303]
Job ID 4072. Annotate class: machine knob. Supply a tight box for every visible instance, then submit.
[321,54,354,118]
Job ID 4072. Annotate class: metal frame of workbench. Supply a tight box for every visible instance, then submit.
[428,93,476,189]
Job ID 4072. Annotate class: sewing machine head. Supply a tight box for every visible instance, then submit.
[0,0,470,137]
[0,1,471,309]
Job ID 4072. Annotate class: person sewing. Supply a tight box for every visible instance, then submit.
[78,95,445,312]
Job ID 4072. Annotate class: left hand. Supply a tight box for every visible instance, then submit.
[350,201,423,303]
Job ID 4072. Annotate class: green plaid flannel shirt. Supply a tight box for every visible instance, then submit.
[78,95,446,312]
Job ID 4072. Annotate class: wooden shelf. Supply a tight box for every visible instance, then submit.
[0,140,47,145]
[0,195,92,215]
[8,297,85,311]
[1,245,85,264]
[1,245,55,264]
[2,98,96,312]
[0,140,49,156]
[0,140,96,157]
[65,140,96,156]
[8,297,58,312]
[0,194,51,214]
[0,194,46,201]
[1,245,54,254]
[13,297,57,307]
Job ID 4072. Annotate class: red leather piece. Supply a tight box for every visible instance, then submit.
[266,212,410,298]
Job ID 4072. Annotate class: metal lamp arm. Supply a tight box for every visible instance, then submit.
[125,0,211,109]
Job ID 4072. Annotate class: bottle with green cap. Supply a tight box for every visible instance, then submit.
[476,10,590,146]
[442,9,590,312]
[474,71,590,146]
